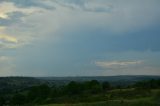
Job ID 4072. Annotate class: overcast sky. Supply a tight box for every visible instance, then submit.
[0,0,160,76]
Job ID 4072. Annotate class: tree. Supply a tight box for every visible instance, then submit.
[11,93,26,105]
[0,96,5,106]
[84,80,102,94]
[66,81,82,95]
[102,81,111,91]
[149,79,159,89]
[27,84,51,103]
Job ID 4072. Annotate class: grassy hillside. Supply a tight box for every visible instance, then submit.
[38,75,160,86]
[41,100,159,106]
[0,76,160,106]
[41,89,160,106]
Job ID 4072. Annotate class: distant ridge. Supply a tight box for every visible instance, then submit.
[0,75,160,90]
[37,75,160,86]
[38,75,160,80]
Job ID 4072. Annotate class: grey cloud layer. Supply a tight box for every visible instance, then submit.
[0,0,54,9]
[0,0,160,76]
[54,0,113,13]
[0,12,25,26]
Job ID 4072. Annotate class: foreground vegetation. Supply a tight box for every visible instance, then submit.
[0,78,160,106]
[42,100,159,106]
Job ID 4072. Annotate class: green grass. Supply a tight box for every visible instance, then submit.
[41,99,159,106]
[38,89,160,106]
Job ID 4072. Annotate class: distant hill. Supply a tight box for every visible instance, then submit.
[37,75,160,86]
[0,75,160,92]
[0,77,42,93]
[1,75,160,105]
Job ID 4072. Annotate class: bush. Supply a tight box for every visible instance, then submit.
[27,84,51,103]
[10,93,26,105]
[0,96,5,106]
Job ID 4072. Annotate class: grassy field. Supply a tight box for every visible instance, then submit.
[41,99,159,106]
[41,89,160,106]
[41,102,159,106]
[2,79,160,106]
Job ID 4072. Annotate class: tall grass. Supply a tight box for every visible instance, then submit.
[42,100,159,106]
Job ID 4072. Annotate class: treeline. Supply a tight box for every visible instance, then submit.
[134,79,160,89]
[0,79,160,105]
[0,77,42,90]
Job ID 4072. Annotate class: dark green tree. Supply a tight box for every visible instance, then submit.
[11,93,26,105]
[85,80,102,94]
[0,96,5,106]
[102,81,111,91]
[27,84,51,103]
[66,81,82,95]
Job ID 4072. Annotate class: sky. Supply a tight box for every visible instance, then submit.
[0,0,160,76]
